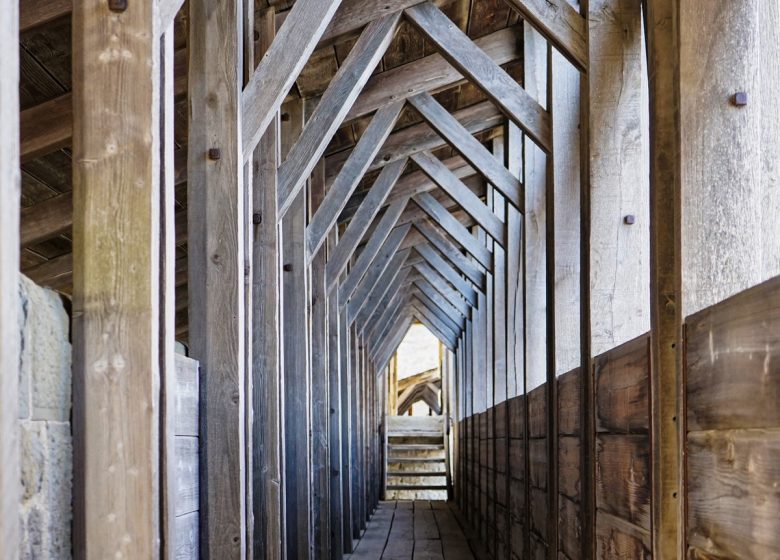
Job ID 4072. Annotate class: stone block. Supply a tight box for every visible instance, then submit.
[18,280,30,419]
[44,423,72,557]
[19,275,71,422]
[20,422,44,502]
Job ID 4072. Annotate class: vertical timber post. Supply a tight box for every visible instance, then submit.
[72,0,162,556]
[0,0,20,552]
[188,0,247,554]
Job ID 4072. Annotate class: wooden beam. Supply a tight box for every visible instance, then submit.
[0,0,20,552]
[406,2,552,152]
[325,100,503,184]
[242,0,344,157]
[352,249,412,332]
[414,278,467,322]
[276,12,402,217]
[346,224,412,324]
[413,192,492,270]
[360,267,413,340]
[307,101,405,259]
[334,197,408,301]
[409,92,523,211]
[345,26,522,122]
[20,0,70,32]
[71,0,162,555]
[250,9,283,557]
[500,0,587,72]
[409,299,459,348]
[414,220,485,293]
[414,254,477,307]
[187,0,246,553]
[413,267,471,317]
[411,151,505,245]
[411,286,463,334]
[20,191,72,248]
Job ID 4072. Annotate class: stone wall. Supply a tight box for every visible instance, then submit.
[18,275,72,559]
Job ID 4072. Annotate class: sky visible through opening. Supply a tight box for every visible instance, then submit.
[394,323,441,416]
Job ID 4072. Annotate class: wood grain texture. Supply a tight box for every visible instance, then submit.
[413,192,491,271]
[411,151,505,246]
[594,511,650,560]
[406,2,551,152]
[355,250,412,332]
[327,160,408,289]
[500,0,587,71]
[346,26,522,122]
[409,92,523,211]
[242,0,344,156]
[276,11,402,217]
[685,276,780,431]
[595,435,650,530]
[307,101,404,259]
[687,429,780,560]
[175,354,200,437]
[414,221,485,292]
[594,334,650,435]
[187,0,246,554]
[325,100,503,185]
[175,512,199,560]
[71,0,161,555]
[0,0,20,551]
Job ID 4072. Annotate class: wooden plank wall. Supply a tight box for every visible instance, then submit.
[174,354,200,559]
[455,336,652,560]
[684,276,780,559]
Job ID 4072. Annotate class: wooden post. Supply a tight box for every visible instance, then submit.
[72,0,162,556]
[0,0,20,552]
[310,161,331,559]
[280,98,311,560]
[188,0,247,555]
[328,228,344,560]
[251,9,284,558]
[340,306,354,553]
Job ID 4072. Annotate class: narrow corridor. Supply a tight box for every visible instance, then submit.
[347,501,477,560]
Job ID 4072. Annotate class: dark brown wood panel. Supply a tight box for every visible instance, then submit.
[594,335,650,435]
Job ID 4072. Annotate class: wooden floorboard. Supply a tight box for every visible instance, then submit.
[349,501,475,560]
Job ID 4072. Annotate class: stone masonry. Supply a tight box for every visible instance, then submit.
[18,275,72,559]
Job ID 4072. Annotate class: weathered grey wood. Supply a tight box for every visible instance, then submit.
[325,100,503,185]
[340,305,355,552]
[368,291,409,357]
[362,268,413,343]
[500,0,587,71]
[175,437,200,517]
[72,0,162,555]
[242,0,344,157]
[307,101,405,259]
[489,139,508,407]
[175,512,199,560]
[374,314,415,374]
[411,151,505,246]
[413,263,472,316]
[280,100,311,560]
[409,92,523,211]
[157,0,185,35]
[346,26,521,122]
[276,12,402,217]
[353,249,412,333]
[411,288,462,336]
[408,300,459,350]
[413,234,483,297]
[249,11,284,558]
[310,161,331,560]
[187,0,246,554]
[347,224,412,325]
[327,227,345,560]
[414,279,467,323]
[337,198,409,302]
[406,2,551,152]
[413,192,492,270]
[326,160,408,287]
[0,0,19,551]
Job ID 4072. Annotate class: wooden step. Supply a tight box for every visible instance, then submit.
[386,484,448,491]
[387,457,445,464]
[388,443,444,451]
[387,471,445,477]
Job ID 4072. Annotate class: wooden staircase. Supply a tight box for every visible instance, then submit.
[384,416,449,500]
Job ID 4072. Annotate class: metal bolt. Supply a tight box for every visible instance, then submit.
[208,148,221,161]
[108,0,127,12]
[283,263,293,272]
[624,214,636,225]
[733,92,748,107]
[280,112,291,122]
[252,212,262,225]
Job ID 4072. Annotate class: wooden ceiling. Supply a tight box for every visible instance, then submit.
[18,0,522,337]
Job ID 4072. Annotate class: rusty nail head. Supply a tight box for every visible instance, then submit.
[108,0,127,12]
[252,212,262,225]
[283,263,293,272]
[208,148,221,161]
[624,214,636,225]
[733,92,748,107]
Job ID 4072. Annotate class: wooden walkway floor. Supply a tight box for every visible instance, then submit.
[347,501,477,560]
